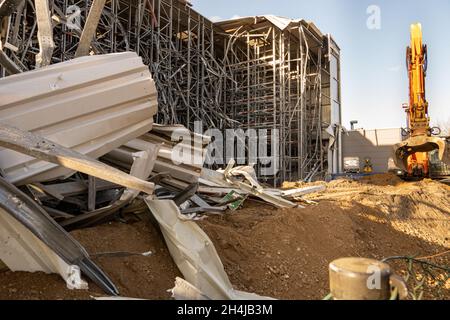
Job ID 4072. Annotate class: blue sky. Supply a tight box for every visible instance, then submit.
[191,0,450,130]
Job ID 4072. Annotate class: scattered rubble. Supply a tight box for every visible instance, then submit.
[0,176,118,295]
[0,53,304,299]
[0,176,448,300]
[0,1,448,301]
[0,52,157,185]
[0,215,180,300]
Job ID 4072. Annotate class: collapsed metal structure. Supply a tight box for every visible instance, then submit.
[217,16,342,183]
[0,0,342,184]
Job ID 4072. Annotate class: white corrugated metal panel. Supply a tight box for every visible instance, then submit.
[104,126,210,184]
[263,15,296,30]
[0,206,71,277]
[216,16,323,38]
[0,52,158,184]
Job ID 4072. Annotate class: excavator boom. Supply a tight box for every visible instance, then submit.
[394,24,447,177]
[408,24,428,134]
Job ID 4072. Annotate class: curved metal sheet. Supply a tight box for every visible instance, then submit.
[0,177,118,295]
[0,52,158,184]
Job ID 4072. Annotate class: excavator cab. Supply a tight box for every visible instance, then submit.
[393,23,449,177]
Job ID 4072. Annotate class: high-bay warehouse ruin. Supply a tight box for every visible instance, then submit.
[0,0,342,184]
[1,0,447,302]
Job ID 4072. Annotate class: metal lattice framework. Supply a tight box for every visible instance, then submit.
[217,17,338,183]
[0,1,341,184]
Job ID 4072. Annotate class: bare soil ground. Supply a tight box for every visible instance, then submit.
[0,174,448,300]
[0,216,181,300]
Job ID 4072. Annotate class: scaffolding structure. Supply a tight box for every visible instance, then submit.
[0,1,342,184]
[217,17,339,183]
[2,0,233,127]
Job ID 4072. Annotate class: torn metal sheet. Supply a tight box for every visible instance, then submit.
[172,182,198,206]
[179,193,227,216]
[201,165,298,209]
[0,52,157,185]
[280,185,326,199]
[106,142,201,184]
[60,148,158,230]
[33,179,120,201]
[222,161,297,209]
[200,168,240,188]
[152,177,226,216]
[216,15,322,36]
[230,181,298,209]
[105,124,210,185]
[30,182,64,200]
[223,163,262,189]
[145,198,274,300]
[190,194,227,212]
[0,177,118,295]
[197,186,242,196]
[0,206,75,283]
[151,123,212,144]
[180,207,226,216]
[0,123,155,195]
[170,277,211,300]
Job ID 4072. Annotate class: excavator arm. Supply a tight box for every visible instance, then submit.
[394,23,447,177]
[407,23,428,134]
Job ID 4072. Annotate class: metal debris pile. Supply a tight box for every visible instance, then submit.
[0,0,336,301]
[0,0,343,186]
[2,0,445,302]
[0,47,328,299]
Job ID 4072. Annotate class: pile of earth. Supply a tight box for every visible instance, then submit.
[0,174,448,300]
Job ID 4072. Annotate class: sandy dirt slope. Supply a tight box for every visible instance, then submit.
[0,216,181,300]
[199,202,449,299]
[198,175,449,299]
[304,174,450,247]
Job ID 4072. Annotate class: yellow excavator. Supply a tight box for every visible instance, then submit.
[394,23,448,178]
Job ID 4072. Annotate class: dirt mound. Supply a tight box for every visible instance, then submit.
[306,176,450,247]
[0,176,448,300]
[281,180,325,189]
[199,177,450,300]
[199,200,449,299]
[0,216,180,300]
[359,173,405,186]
